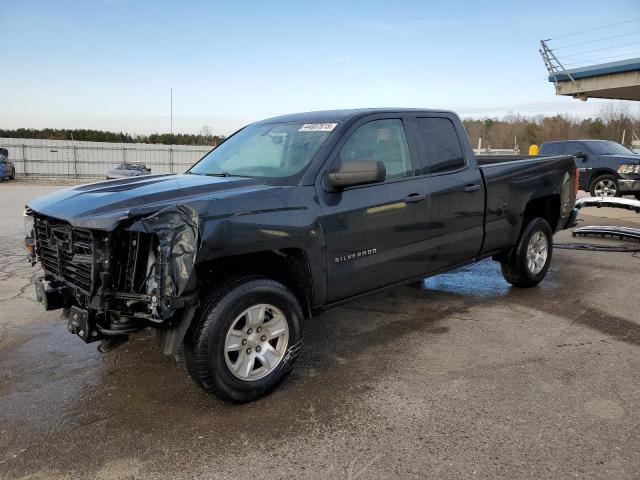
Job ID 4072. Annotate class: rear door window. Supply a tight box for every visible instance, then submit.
[415,117,466,174]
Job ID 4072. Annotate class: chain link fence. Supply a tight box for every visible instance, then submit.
[0,138,213,178]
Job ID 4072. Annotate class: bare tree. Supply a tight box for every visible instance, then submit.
[598,103,634,145]
[199,125,213,145]
[463,102,640,149]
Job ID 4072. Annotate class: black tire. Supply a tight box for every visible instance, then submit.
[184,275,304,403]
[500,218,553,288]
[590,174,621,198]
[634,193,640,201]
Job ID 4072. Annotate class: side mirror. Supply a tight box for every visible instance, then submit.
[327,160,386,189]
[571,151,587,160]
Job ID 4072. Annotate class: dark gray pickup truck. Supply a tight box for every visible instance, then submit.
[25,109,578,402]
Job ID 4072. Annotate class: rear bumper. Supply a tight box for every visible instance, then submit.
[618,179,640,192]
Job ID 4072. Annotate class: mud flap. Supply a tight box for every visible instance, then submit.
[155,305,198,356]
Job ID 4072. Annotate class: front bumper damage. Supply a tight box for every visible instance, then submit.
[29,204,201,354]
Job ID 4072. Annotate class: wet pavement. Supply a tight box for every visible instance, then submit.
[1,181,639,479]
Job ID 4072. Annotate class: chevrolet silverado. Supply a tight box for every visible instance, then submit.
[25,109,579,402]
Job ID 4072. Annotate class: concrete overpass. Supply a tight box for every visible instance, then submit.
[543,50,640,101]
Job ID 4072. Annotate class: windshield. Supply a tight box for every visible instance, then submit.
[189,122,335,180]
[586,141,634,155]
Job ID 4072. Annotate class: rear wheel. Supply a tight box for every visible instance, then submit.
[500,218,553,288]
[184,276,303,403]
[590,174,620,197]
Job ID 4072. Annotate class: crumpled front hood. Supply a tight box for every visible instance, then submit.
[27,173,273,230]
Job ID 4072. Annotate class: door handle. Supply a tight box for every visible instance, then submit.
[404,193,426,203]
[463,184,481,193]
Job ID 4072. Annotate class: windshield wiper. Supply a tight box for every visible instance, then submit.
[187,171,232,177]
[192,171,254,178]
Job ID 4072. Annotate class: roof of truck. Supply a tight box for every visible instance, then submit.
[255,108,455,124]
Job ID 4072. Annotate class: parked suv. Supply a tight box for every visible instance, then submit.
[539,140,640,199]
[0,148,16,181]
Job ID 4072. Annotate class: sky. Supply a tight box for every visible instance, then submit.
[1,0,639,135]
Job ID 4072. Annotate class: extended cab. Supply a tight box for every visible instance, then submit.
[25,109,578,402]
[540,139,640,199]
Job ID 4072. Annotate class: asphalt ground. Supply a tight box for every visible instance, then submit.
[1,181,639,479]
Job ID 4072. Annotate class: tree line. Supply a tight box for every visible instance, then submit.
[0,126,225,146]
[463,103,640,151]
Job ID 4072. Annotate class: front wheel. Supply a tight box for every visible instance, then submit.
[184,276,304,403]
[590,174,620,198]
[500,218,553,288]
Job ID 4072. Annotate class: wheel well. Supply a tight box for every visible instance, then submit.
[589,170,617,187]
[195,249,314,318]
[523,195,560,232]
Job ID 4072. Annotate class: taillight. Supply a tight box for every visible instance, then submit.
[574,167,580,196]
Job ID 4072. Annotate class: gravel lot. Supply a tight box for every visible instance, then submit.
[1,180,639,480]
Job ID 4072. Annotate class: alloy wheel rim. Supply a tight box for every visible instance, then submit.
[594,179,617,197]
[224,304,289,381]
[526,231,548,275]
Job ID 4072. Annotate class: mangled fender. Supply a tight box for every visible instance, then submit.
[128,204,200,299]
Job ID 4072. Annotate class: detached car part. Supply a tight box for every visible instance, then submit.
[573,225,640,242]
[555,242,640,252]
[559,196,640,250]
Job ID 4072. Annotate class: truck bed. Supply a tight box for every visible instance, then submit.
[477,154,577,255]
[476,154,542,164]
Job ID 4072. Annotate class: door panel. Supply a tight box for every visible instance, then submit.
[318,116,430,302]
[422,169,484,271]
[321,179,429,301]
[411,116,485,271]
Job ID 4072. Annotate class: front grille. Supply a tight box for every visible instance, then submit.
[35,217,95,294]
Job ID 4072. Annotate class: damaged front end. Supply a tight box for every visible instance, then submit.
[27,205,201,354]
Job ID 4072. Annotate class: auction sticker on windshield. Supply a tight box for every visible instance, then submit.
[298,123,337,132]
